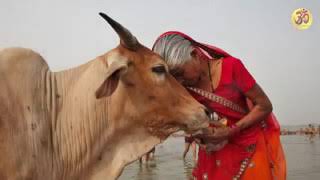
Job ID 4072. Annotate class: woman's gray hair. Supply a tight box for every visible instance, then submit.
[152,34,195,67]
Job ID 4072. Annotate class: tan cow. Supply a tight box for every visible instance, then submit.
[0,13,209,180]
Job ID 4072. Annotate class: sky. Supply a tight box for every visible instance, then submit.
[0,0,319,125]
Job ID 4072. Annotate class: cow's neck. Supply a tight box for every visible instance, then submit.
[51,59,160,179]
[88,127,161,179]
[51,59,109,178]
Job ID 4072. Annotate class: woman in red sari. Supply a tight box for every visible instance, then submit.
[152,31,286,180]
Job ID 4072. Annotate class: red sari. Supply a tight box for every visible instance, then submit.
[190,56,286,180]
[153,32,286,180]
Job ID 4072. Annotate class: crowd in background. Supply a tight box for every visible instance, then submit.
[281,124,320,135]
[281,124,320,143]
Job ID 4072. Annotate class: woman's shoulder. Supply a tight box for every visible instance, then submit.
[220,56,254,84]
[223,56,242,64]
[222,56,244,70]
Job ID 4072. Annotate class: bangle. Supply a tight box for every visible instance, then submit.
[229,124,241,137]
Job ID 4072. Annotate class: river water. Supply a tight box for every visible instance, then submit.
[119,135,320,180]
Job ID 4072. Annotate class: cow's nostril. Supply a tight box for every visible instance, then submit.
[204,108,212,118]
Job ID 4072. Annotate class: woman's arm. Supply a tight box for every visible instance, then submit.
[195,83,272,144]
[235,83,273,131]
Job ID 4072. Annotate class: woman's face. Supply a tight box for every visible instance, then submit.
[170,57,202,87]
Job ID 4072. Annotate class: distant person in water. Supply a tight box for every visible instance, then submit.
[183,135,197,161]
[306,124,316,143]
[139,147,155,163]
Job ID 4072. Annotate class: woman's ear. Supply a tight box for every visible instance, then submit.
[190,49,198,58]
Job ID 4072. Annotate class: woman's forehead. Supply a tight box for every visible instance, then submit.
[170,58,194,71]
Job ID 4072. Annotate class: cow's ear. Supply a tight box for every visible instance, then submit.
[95,60,128,99]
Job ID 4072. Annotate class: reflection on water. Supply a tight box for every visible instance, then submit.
[283,135,320,180]
[119,137,195,180]
[119,135,320,180]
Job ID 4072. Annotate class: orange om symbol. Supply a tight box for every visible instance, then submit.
[295,9,309,25]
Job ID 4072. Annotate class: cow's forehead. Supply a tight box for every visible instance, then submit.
[107,46,164,67]
[136,46,165,65]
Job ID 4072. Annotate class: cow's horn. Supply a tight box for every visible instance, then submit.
[99,12,139,50]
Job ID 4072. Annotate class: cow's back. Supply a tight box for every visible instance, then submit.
[0,48,53,179]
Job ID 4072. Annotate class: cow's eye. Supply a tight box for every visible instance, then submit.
[152,65,166,74]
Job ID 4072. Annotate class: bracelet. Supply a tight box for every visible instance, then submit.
[229,124,241,137]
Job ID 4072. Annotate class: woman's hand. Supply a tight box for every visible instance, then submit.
[208,126,231,143]
[204,140,228,153]
[193,126,231,153]
[193,123,231,144]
